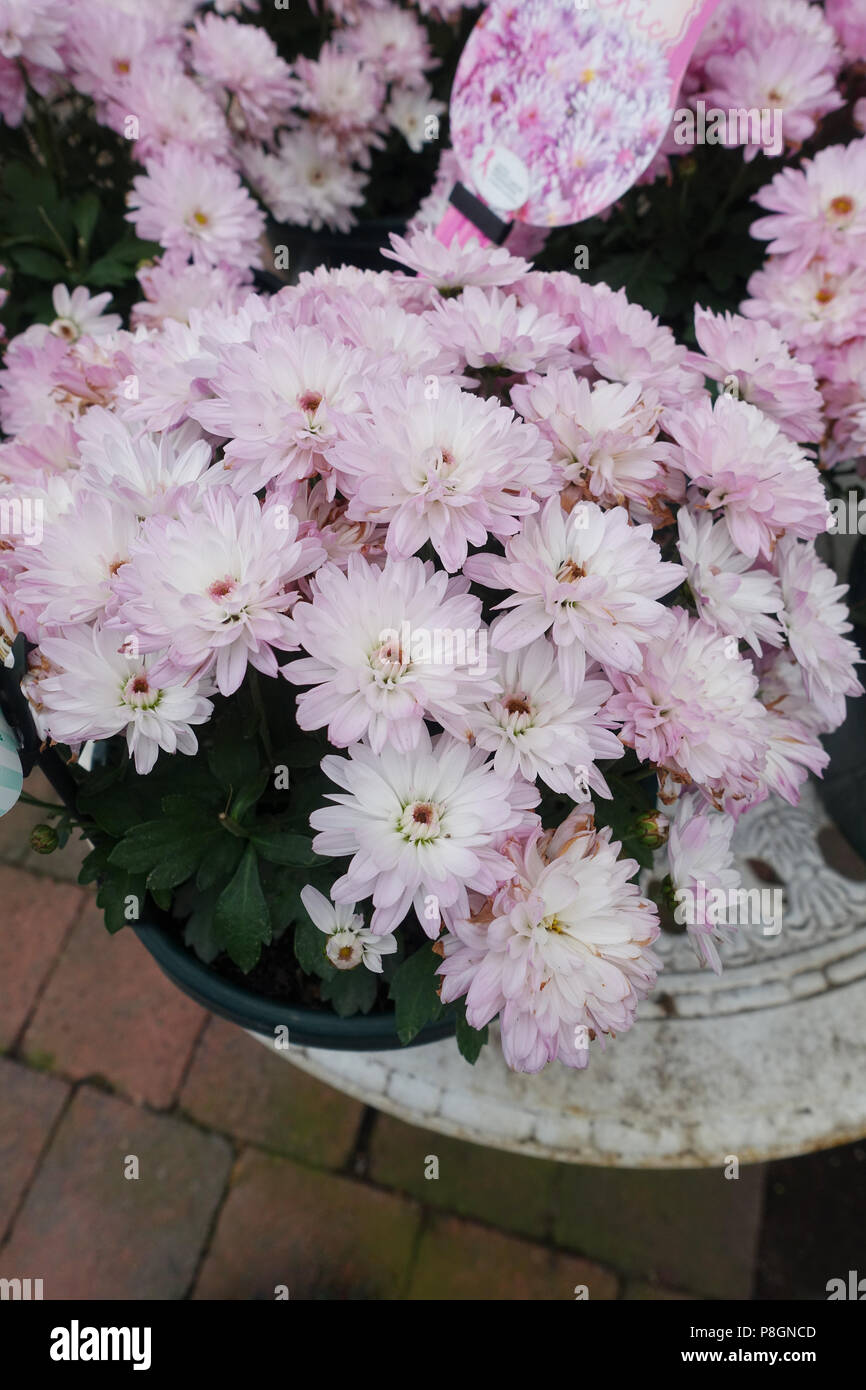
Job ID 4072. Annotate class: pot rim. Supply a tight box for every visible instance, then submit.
[133,918,456,1050]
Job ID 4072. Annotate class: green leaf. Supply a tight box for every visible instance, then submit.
[195,830,245,892]
[94,866,147,935]
[108,817,222,891]
[320,966,377,1018]
[207,728,262,793]
[183,888,222,964]
[388,943,444,1046]
[72,192,100,250]
[293,915,335,979]
[231,767,270,824]
[250,830,322,866]
[78,784,142,838]
[454,1000,488,1064]
[83,256,136,287]
[9,247,67,280]
[213,843,271,972]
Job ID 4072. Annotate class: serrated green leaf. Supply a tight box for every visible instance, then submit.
[95,866,147,934]
[213,843,271,972]
[195,832,244,892]
[320,966,377,1018]
[108,817,221,891]
[250,829,322,866]
[83,256,135,287]
[9,247,67,280]
[388,943,443,1046]
[231,767,270,824]
[454,999,488,1064]
[183,888,222,964]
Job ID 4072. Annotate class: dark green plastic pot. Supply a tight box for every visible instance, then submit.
[133,920,456,1051]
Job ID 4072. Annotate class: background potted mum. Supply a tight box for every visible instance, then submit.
[0,192,862,1069]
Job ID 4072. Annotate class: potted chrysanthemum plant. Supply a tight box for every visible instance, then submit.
[1,160,863,1070]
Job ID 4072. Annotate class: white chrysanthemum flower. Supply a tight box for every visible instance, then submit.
[665,792,742,975]
[470,639,622,798]
[35,623,213,775]
[310,729,539,937]
[426,285,576,375]
[76,408,212,516]
[437,811,661,1073]
[775,536,863,731]
[50,285,121,343]
[284,553,495,753]
[300,886,397,973]
[677,507,784,655]
[383,229,532,293]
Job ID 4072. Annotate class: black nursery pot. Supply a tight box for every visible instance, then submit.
[132,920,456,1051]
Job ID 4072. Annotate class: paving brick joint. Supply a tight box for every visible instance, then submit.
[0,776,859,1300]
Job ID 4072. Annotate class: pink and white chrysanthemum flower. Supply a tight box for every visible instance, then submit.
[49,285,121,344]
[126,145,265,270]
[826,0,866,63]
[189,13,298,142]
[426,286,576,376]
[568,280,706,407]
[382,229,532,294]
[191,320,371,496]
[14,489,139,627]
[751,140,866,277]
[336,6,434,88]
[131,254,253,331]
[664,792,741,975]
[606,607,770,815]
[437,811,660,1073]
[665,393,828,561]
[310,730,540,937]
[742,259,866,357]
[110,491,326,697]
[386,82,446,153]
[285,480,385,573]
[75,409,212,517]
[294,46,385,157]
[689,307,824,444]
[299,886,397,974]
[469,639,623,798]
[774,536,863,733]
[334,377,556,574]
[512,373,669,508]
[105,61,231,163]
[700,36,843,160]
[240,132,367,235]
[35,624,212,776]
[677,507,784,655]
[465,498,684,692]
[760,699,829,806]
[284,553,495,752]
[315,295,461,379]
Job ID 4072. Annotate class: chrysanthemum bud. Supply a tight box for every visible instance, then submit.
[633,810,669,850]
[30,824,58,854]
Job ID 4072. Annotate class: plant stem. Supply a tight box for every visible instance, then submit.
[18,792,65,813]
[248,670,275,768]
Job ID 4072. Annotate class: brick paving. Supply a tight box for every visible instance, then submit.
[0,773,862,1301]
